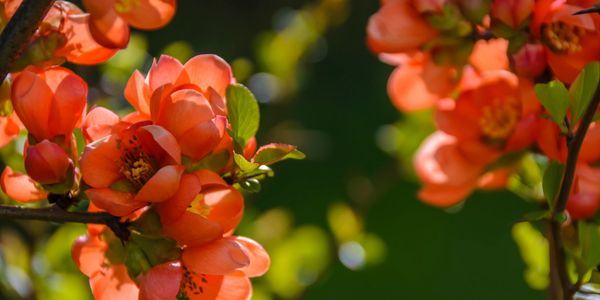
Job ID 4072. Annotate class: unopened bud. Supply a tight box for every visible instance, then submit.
[25,140,71,185]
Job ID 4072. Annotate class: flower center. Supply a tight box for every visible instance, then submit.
[479,97,520,142]
[187,194,212,217]
[542,21,586,53]
[119,135,156,188]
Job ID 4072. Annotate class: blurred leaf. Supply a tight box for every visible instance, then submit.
[522,210,550,222]
[534,80,570,129]
[543,161,564,207]
[579,222,600,273]
[512,222,549,290]
[226,84,260,151]
[35,273,92,300]
[161,41,194,62]
[575,283,600,300]
[44,224,86,272]
[327,202,362,242]
[570,62,600,124]
[252,143,305,165]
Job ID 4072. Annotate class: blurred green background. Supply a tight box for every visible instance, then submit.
[0,0,546,299]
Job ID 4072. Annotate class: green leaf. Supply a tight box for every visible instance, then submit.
[542,160,564,207]
[579,222,600,272]
[512,222,549,290]
[571,62,600,124]
[534,80,571,127]
[234,153,259,172]
[226,84,260,151]
[252,143,306,165]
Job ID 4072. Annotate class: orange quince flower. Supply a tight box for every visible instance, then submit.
[72,231,269,300]
[11,66,87,143]
[83,0,176,49]
[531,0,600,83]
[24,139,72,185]
[125,54,233,160]
[80,109,184,216]
[0,166,47,202]
[435,70,539,159]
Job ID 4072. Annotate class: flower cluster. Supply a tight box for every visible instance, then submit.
[0,1,302,299]
[368,0,600,219]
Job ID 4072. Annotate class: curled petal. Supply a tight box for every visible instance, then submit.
[156,89,215,137]
[178,120,221,160]
[202,187,244,235]
[133,165,184,203]
[0,113,21,148]
[182,238,250,275]
[1,167,47,203]
[139,124,181,165]
[162,211,223,246]
[46,68,88,137]
[194,169,228,187]
[180,273,251,300]
[418,181,477,207]
[234,237,270,278]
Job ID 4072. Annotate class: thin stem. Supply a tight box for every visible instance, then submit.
[0,0,55,83]
[0,204,130,240]
[548,85,600,300]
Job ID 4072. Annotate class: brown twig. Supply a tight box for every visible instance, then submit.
[0,204,130,240]
[548,82,600,300]
[0,0,55,84]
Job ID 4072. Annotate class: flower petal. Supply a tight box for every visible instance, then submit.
[182,238,250,275]
[179,55,234,96]
[80,136,122,188]
[133,165,184,203]
[156,174,202,225]
[82,107,120,143]
[90,264,139,300]
[234,237,270,278]
[139,124,181,165]
[86,188,141,217]
[12,68,53,140]
[148,55,184,91]
[0,167,47,203]
[202,187,244,235]
[161,210,223,246]
[88,7,130,49]
[118,0,176,30]
[71,235,107,277]
[138,261,182,300]
[124,70,151,116]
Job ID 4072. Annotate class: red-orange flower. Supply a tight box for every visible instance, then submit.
[80,108,184,216]
[435,70,539,157]
[125,54,233,161]
[83,0,176,49]
[72,230,269,300]
[531,0,600,83]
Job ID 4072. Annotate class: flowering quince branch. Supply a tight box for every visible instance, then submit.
[0,203,130,240]
[0,0,55,83]
[549,84,600,300]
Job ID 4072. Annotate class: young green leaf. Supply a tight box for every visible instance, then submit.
[542,160,564,207]
[226,84,260,151]
[570,62,600,124]
[252,143,306,165]
[579,222,600,272]
[534,80,570,128]
[234,153,259,173]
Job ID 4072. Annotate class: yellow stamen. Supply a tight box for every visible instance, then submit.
[542,21,586,53]
[479,97,520,142]
[187,194,212,217]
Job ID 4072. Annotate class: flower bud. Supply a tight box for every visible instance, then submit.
[491,0,533,28]
[511,43,547,78]
[25,140,71,185]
